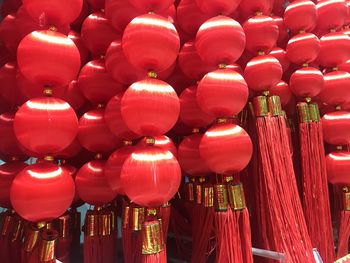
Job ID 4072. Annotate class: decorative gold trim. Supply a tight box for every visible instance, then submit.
[214,184,228,212]
[228,184,246,211]
[253,96,269,117]
[202,185,214,208]
[142,220,163,255]
[131,207,145,231]
[267,96,282,116]
[39,230,58,262]
[23,225,40,252]
[297,102,311,123]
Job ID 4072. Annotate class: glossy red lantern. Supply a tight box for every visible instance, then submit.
[105,145,135,195]
[269,81,292,107]
[17,30,80,87]
[75,160,117,206]
[318,71,350,106]
[106,40,146,85]
[0,14,21,54]
[105,94,140,140]
[178,133,212,176]
[179,86,215,128]
[317,0,348,32]
[284,0,317,33]
[243,15,279,54]
[178,41,215,81]
[78,60,124,105]
[137,136,177,157]
[68,30,89,67]
[238,0,274,17]
[78,109,120,154]
[195,0,241,16]
[322,111,350,145]
[129,0,174,12]
[289,67,324,98]
[197,69,248,117]
[14,97,78,155]
[0,112,25,157]
[122,13,180,72]
[326,151,350,185]
[244,55,283,92]
[272,16,289,47]
[59,80,86,111]
[286,33,320,65]
[22,0,82,26]
[121,78,180,136]
[81,12,121,56]
[318,32,350,67]
[269,48,290,72]
[196,15,246,66]
[0,162,27,208]
[120,146,181,207]
[177,0,211,37]
[200,123,253,174]
[10,162,75,222]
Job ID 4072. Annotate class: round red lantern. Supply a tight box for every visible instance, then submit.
[179,86,215,128]
[269,81,293,107]
[78,59,125,105]
[244,55,283,92]
[0,112,25,157]
[178,133,212,176]
[197,69,249,117]
[322,111,350,145]
[59,80,86,111]
[10,161,75,222]
[75,160,117,206]
[326,151,350,185]
[243,15,279,54]
[289,67,324,98]
[317,0,348,32]
[0,161,27,208]
[284,0,317,33]
[121,78,180,136]
[122,13,180,72]
[286,33,320,65]
[200,123,253,174]
[78,109,120,154]
[120,146,181,207]
[238,0,274,18]
[137,136,177,157]
[269,48,290,72]
[17,30,81,87]
[14,97,78,155]
[318,71,350,106]
[195,0,241,16]
[129,0,174,13]
[68,30,89,67]
[196,15,246,66]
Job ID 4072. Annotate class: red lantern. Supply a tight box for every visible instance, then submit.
[22,0,83,26]
[197,69,249,117]
[179,86,215,128]
[289,67,324,98]
[120,146,181,207]
[137,136,178,157]
[121,78,180,136]
[81,12,121,56]
[17,30,81,87]
[59,80,86,111]
[195,0,241,16]
[129,0,174,13]
[122,13,180,72]
[178,133,212,176]
[200,123,253,174]
[244,55,283,92]
[178,41,215,81]
[272,16,289,48]
[318,71,350,106]
[14,97,78,155]
[326,151,350,185]
[60,163,81,206]
[75,160,117,206]
[105,145,135,195]
[0,14,21,54]
[78,59,125,105]
[238,0,274,17]
[0,112,26,157]
[286,33,320,65]
[10,162,75,222]
[243,15,279,54]
[105,94,140,140]
[269,81,293,107]
[284,0,317,33]
[269,48,290,72]
[318,32,350,68]
[322,111,350,145]
[68,30,89,67]
[196,15,246,66]
[0,162,27,208]
[106,40,146,85]
[317,0,348,32]
[78,109,121,154]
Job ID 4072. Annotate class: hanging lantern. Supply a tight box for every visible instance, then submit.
[68,30,89,67]
[86,0,105,11]
[326,151,350,185]
[128,0,174,13]
[284,0,317,33]
[286,33,320,65]
[316,0,348,32]
[238,0,274,18]
[10,161,75,222]
[269,47,290,72]
[59,79,86,111]
[0,14,21,54]
[289,67,324,99]
[137,136,178,157]
[322,111,350,145]
[195,0,241,16]
[269,80,293,107]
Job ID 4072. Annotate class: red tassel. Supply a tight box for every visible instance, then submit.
[69,209,81,263]
[298,103,335,263]
[159,203,171,242]
[121,201,133,263]
[10,216,24,263]
[130,206,144,263]
[251,96,315,262]
[337,189,350,258]
[83,211,100,263]
[39,229,58,263]
[99,210,115,263]
[21,224,41,263]
[0,211,14,263]
[141,220,166,263]
[56,213,72,263]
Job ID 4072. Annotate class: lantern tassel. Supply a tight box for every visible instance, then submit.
[99,210,114,263]
[21,224,41,263]
[130,206,144,263]
[56,213,72,263]
[83,211,100,263]
[297,103,335,262]
[10,216,24,263]
[159,203,171,243]
[1,211,14,263]
[122,201,132,263]
[70,208,81,263]
[251,95,315,262]
[337,188,350,258]
[38,229,58,263]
